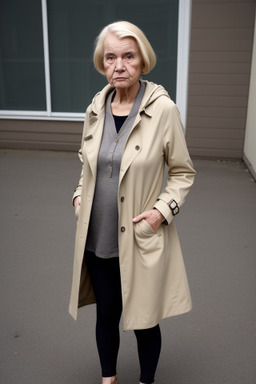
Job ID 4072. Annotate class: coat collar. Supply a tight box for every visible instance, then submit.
[90,80,170,117]
[85,81,170,181]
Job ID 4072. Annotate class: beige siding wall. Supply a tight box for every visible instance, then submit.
[186,0,256,159]
[0,119,82,151]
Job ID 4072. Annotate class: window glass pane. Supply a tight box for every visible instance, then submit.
[48,0,178,113]
[0,0,46,111]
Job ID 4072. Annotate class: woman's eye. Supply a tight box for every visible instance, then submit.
[126,55,132,60]
[107,56,115,62]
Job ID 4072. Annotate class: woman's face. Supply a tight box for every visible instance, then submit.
[103,33,143,91]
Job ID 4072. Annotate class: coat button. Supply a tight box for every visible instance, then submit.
[121,226,125,232]
[135,145,140,150]
[121,196,125,202]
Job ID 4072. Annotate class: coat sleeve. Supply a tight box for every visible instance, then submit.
[153,101,195,224]
[72,108,90,205]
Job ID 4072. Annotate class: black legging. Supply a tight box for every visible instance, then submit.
[85,251,162,384]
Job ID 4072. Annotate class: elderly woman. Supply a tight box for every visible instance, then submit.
[69,21,195,384]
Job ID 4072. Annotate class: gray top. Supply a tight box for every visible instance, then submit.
[86,81,146,258]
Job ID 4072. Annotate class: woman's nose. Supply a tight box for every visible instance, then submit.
[115,58,124,71]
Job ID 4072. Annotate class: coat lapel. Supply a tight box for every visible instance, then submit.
[119,114,143,185]
[84,111,105,180]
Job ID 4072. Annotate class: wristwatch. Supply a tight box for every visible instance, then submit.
[169,199,179,216]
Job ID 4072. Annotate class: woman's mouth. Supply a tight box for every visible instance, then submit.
[114,77,127,81]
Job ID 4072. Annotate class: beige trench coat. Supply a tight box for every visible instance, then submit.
[69,81,195,330]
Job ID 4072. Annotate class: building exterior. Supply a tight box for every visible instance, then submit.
[0,0,256,174]
[186,0,256,162]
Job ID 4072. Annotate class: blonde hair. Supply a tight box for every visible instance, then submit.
[93,21,157,75]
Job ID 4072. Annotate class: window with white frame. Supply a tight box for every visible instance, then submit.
[0,0,181,120]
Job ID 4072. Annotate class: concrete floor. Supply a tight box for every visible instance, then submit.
[0,149,256,384]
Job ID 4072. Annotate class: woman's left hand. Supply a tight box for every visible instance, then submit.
[132,209,165,233]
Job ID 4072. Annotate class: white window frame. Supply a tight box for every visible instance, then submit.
[176,0,192,131]
[42,0,51,116]
[0,0,192,124]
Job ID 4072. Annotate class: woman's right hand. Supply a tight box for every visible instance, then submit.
[73,196,81,210]
[74,196,81,218]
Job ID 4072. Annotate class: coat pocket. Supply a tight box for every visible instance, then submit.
[134,220,164,268]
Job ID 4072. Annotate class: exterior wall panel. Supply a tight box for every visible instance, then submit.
[0,120,82,151]
[186,0,256,159]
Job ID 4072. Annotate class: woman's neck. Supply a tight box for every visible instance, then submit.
[111,81,140,116]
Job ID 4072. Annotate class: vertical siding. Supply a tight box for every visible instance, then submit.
[186,0,256,158]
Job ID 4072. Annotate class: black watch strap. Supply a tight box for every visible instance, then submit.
[169,199,179,216]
